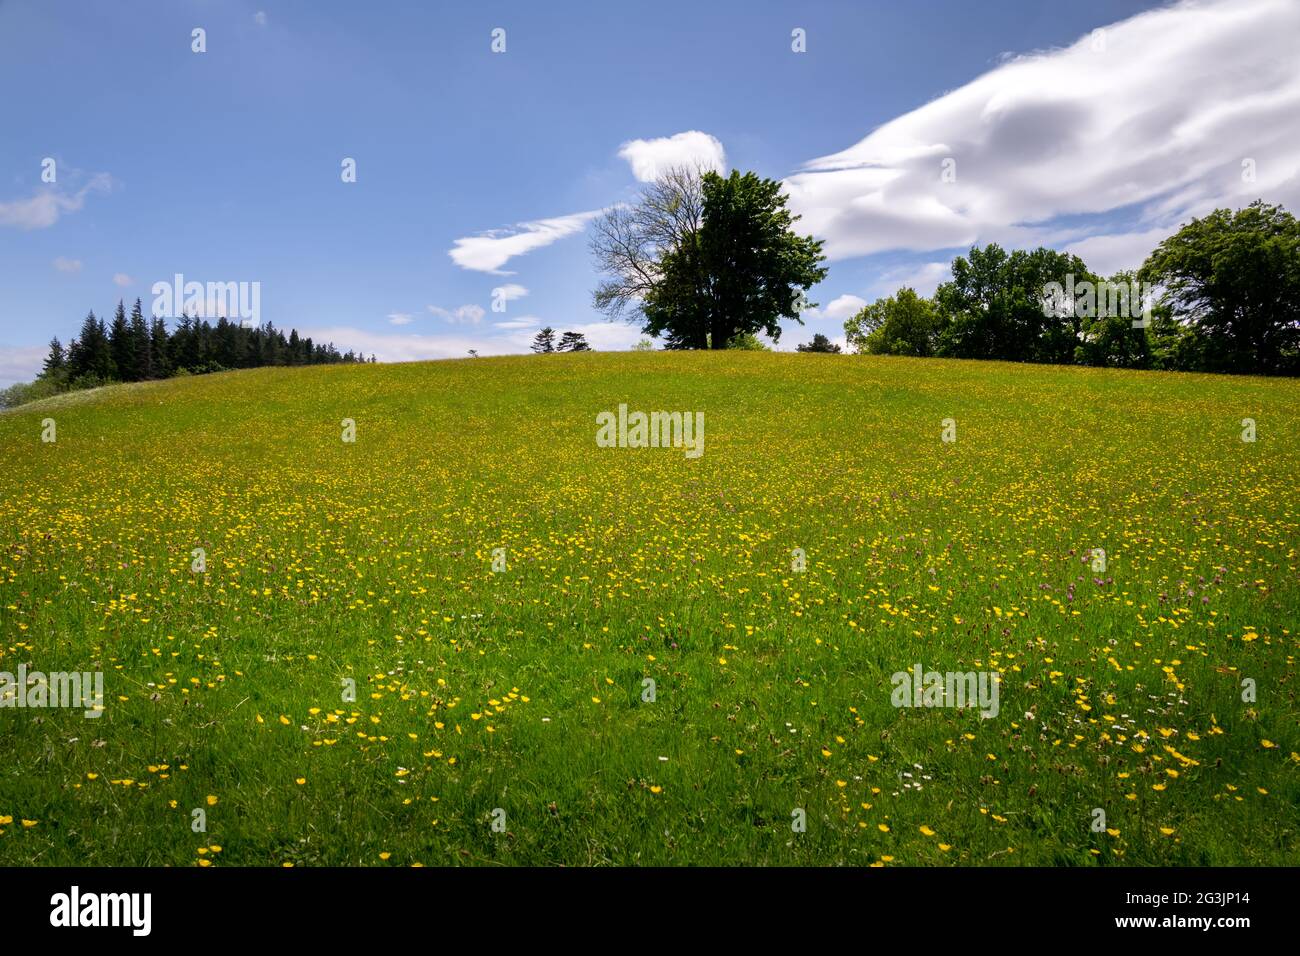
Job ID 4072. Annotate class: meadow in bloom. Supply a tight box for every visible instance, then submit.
[0,351,1295,866]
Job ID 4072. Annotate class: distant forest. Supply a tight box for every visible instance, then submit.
[2,299,371,407]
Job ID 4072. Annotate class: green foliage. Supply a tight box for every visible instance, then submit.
[41,338,66,377]
[724,332,770,351]
[1139,200,1300,375]
[934,245,1092,364]
[1073,270,1153,369]
[796,333,842,353]
[531,327,556,353]
[557,331,592,352]
[0,377,63,409]
[67,311,114,381]
[840,202,1300,377]
[598,168,826,350]
[1,304,363,410]
[696,170,828,348]
[845,288,941,356]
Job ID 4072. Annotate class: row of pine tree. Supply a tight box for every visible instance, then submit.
[40,299,371,388]
[530,327,591,353]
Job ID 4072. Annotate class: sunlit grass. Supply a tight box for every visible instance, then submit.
[0,352,1296,865]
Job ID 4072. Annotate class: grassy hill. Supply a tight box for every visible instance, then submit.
[1,352,1296,866]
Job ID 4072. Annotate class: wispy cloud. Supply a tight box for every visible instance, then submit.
[428,303,486,325]
[783,0,1300,265]
[0,345,48,387]
[387,312,414,325]
[112,273,133,287]
[0,173,111,230]
[53,257,83,274]
[448,211,600,273]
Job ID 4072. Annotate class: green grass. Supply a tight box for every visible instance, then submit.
[0,351,1296,866]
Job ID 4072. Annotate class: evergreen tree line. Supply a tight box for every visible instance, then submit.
[2,300,374,407]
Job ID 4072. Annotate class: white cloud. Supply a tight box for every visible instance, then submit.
[491,283,528,303]
[447,131,725,278]
[387,313,414,325]
[618,131,727,182]
[783,0,1300,265]
[428,303,485,325]
[0,345,47,387]
[863,262,953,300]
[1063,227,1172,276]
[803,293,867,321]
[299,327,506,363]
[500,320,645,353]
[449,211,599,273]
[0,343,47,390]
[53,257,83,273]
[0,173,110,230]
[493,318,538,330]
[295,321,648,365]
[253,11,268,26]
[112,273,133,287]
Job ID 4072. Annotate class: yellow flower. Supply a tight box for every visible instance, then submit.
[919,825,935,837]
[206,795,218,806]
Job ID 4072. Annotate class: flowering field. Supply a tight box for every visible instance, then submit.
[0,352,1296,866]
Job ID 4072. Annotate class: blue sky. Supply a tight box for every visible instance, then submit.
[3,0,1297,384]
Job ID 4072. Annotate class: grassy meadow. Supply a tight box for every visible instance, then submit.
[0,351,1296,866]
